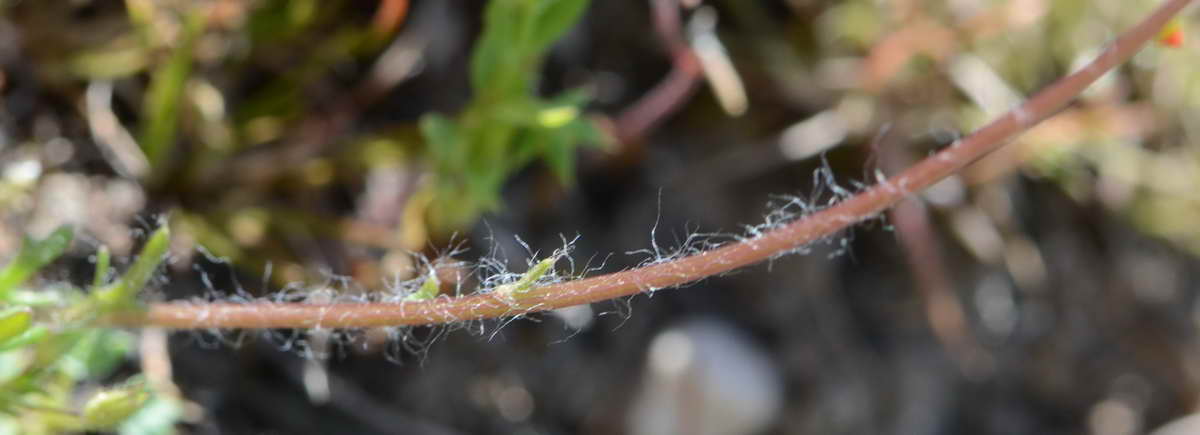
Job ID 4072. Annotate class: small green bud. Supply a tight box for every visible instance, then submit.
[94,226,170,310]
[536,106,579,128]
[405,271,440,301]
[82,383,150,430]
[495,252,562,299]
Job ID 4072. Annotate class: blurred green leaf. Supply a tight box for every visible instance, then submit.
[119,395,182,435]
[0,225,74,300]
[0,308,31,346]
[248,0,321,44]
[287,0,318,28]
[68,46,149,80]
[541,129,575,184]
[423,0,595,233]
[124,0,158,45]
[31,330,88,371]
[0,326,48,353]
[93,246,111,289]
[7,289,70,308]
[94,226,170,311]
[0,352,24,384]
[529,0,590,50]
[140,10,205,178]
[470,0,524,95]
[491,98,542,125]
[60,330,135,381]
[82,379,150,431]
[420,113,461,161]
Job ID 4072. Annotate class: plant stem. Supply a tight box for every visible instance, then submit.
[115,0,1195,329]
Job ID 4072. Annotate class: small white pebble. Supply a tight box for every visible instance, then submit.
[4,159,41,185]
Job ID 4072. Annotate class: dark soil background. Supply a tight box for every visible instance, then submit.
[4,1,1200,434]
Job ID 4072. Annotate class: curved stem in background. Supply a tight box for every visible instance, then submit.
[611,0,704,145]
[118,0,1194,329]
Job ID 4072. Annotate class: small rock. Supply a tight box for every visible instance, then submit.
[627,318,782,435]
[1148,413,1200,435]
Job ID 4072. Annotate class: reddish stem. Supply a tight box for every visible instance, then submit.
[611,0,704,145]
[116,0,1194,329]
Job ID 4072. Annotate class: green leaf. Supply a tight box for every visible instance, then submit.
[0,308,31,346]
[68,46,150,79]
[119,395,182,435]
[60,329,135,381]
[0,325,48,353]
[420,113,460,156]
[0,351,25,383]
[541,128,575,184]
[529,0,590,51]
[404,271,440,301]
[470,0,526,93]
[0,225,74,300]
[82,379,150,430]
[566,115,609,149]
[31,329,88,370]
[7,289,69,308]
[491,98,542,125]
[93,246,111,289]
[421,113,467,189]
[94,226,170,311]
[549,88,592,106]
[140,10,205,177]
[83,330,135,379]
[428,0,593,234]
[509,129,547,169]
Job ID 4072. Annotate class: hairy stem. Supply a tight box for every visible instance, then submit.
[117,0,1194,329]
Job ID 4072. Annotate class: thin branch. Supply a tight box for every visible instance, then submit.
[115,0,1194,329]
[876,123,986,374]
[610,0,704,145]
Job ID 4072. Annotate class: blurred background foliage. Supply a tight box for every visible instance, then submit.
[3,0,1200,433]
[0,226,174,434]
